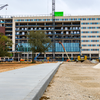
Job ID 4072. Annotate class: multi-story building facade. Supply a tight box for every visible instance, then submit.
[0,15,100,61]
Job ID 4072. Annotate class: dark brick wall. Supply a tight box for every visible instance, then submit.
[0,27,5,35]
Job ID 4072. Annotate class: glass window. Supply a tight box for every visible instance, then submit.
[92,36,96,38]
[39,19,42,21]
[65,19,68,21]
[91,31,98,33]
[97,18,100,20]
[20,19,24,21]
[81,27,86,29]
[75,18,77,20]
[87,18,95,20]
[82,31,89,33]
[62,19,65,21]
[91,22,98,24]
[30,19,33,21]
[17,19,20,21]
[91,40,99,42]
[47,19,50,21]
[97,44,100,46]
[88,44,96,46]
[83,18,86,20]
[97,36,100,38]
[82,40,90,42]
[81,23,89,25]
[97,27,100,29]
[92,44,96,46]
[91,49,99,51]
[87,18,91,20]
[78,18,80,20]
[88,44,91,46]
[55,19,59,21]
[92,18,95,20]
[81,36,86,38]
[88,27,95,29]
[82,49,90,51]
[88,36,96,38]
[43,19,46,21]
[82,44,87,46]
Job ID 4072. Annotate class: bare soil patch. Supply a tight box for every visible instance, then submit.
[0,63,38,73]
[40,62,100,100]
[0,62,57,73]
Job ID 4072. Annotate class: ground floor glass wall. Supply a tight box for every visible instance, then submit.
[16,43,80,52]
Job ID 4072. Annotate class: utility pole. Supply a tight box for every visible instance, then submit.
[52,0,55,61]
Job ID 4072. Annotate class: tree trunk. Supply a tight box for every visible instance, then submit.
[32,52,35,63]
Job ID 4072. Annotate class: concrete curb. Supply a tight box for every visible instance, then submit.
[24,62,62,100]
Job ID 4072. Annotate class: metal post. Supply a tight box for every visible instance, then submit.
[24,47,25,60]
[80,46,82,55]
[98,49,100,61]
[18,45,19,61]
[52,0,55,61]
[27,46,29,62]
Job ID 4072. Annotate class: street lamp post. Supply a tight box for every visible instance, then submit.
[80,46,82,55]
[99,48,100,62]
[17,50,19,61]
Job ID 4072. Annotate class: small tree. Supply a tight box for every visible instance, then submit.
[28,31,51,62]
[0,33,12,57]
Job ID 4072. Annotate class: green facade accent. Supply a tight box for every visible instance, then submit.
[54,12,64,17]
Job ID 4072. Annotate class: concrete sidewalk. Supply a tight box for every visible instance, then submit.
[0,62,62,100]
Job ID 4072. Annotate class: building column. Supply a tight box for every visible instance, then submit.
[12,18,15,51]
[62,54,64,61]
[24,52,25,60]
[13,53,15,61]
[90,54,91,60]
[44,53,46,59]
[71,53,73,60]
[62,40,64,43]
[18,53,20,61]
[99,49,100,60]
[27,53,28,61]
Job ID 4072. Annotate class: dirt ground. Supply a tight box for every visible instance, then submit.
[40,62,100,100]
[0,63,38,73]
[0,61,57,73]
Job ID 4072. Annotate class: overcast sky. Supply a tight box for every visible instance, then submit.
[0,0,100,16]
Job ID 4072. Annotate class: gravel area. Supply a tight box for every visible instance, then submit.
[40,62,100,100]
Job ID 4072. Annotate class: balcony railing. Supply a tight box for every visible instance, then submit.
[63,37,80,39]
[15,29,80,31]
[15,38,27,39]
[5,34,12,36]
[5,26,12,27]
[5,22,12,23]
[16,25,39,27]
[0,21,5,23]
[5,30,12,31]
[15,34,26,35]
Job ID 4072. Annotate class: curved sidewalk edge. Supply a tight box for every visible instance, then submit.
[24,62,62,100]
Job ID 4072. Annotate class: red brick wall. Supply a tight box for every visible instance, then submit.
[0,27,5,35]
